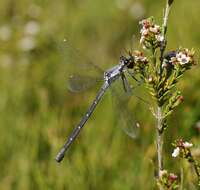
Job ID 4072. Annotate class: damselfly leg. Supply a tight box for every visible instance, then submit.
[111,74,150,138]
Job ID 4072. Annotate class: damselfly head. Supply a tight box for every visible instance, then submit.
[120,54,135,69]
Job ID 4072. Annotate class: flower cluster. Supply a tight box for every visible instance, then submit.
[172,139,200,185]
[139,17,164,49]
[163,48,195,67]
[157,170,179,190]
[172,139,193,158]
[133,50,148,64]
[131,50,148,77]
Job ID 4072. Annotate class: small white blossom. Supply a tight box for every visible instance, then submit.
[135,55,147,63]
[183,142,193,148]
[172,147,180,157]
[140,36,145,44]
[18,36,36,51]
[176,52,191,65]
[149,25,160,33]
[148,76,153,82]
[154,25,160,30]
[133,51,148,64]
[141,28,148,36]
[159,170,167,177]
[136,122,140,128]
[156,35,164,42]
[24,21,40,36]
[139,18,163,49]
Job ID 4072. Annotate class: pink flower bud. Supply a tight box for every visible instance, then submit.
[179,96,184,102]
[169,173,178,182]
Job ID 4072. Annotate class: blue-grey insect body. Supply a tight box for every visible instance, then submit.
[56,54,136,163]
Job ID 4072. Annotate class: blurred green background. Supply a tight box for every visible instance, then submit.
[0,0,200,189]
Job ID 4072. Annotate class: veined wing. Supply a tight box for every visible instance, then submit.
[68,74,102,93]
[111,75,150,138]
[58,39,104,92]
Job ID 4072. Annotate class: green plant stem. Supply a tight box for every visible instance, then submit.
[180,166,184,190]
[163,0,172,36]
[155,1,173,188]
[160,0,173,77]
[190,157,200,186]
[194,163,200,186]
[151,45,164,188]
[156,107,164,177]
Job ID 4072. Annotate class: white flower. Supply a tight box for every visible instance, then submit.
[149,25,160,33]
[24,21,40,36]
[140,36,145,44]
[135,55,147,63]
[141,28,149,36]
[148,76,153,82]
[18,36,36,51]
[133,51,148,63]
[172,147,180,157]
[156,34,164,42]
[176,52,191,65]
[183,142,193,148]
[159,170,167,177]
[154,25,160,30]
[136,122,140,128]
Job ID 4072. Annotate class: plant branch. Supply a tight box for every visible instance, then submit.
[156,107,164,177]
[160,0,174,76]
[189,153,200,186]
[163,0,172,36]
[193,160,200,185]
[156,1,174,186]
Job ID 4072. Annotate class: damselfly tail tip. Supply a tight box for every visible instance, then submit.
[55,148,66,163]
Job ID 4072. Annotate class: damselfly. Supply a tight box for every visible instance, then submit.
[55,40,147,162]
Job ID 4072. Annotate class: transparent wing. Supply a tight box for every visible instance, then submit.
[68,74,102,93]
[58,39,104,92]
[111,75,150,138]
